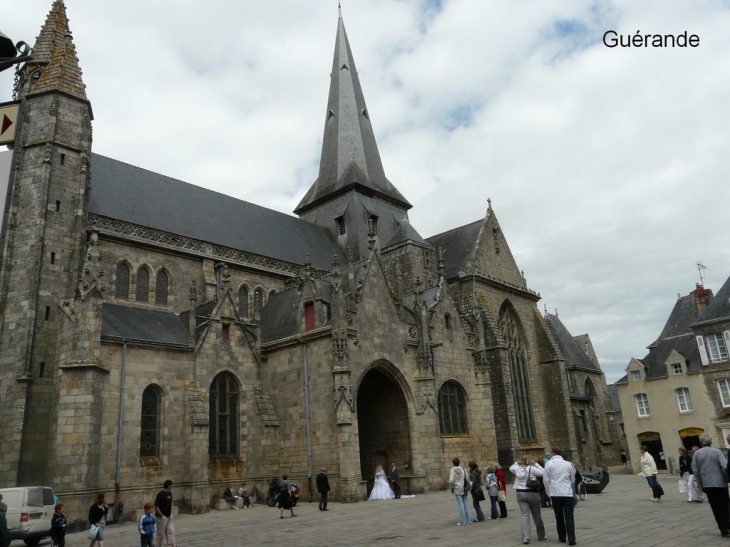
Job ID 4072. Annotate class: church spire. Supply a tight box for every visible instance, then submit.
[22,0,88,103]
[294,12,411,215]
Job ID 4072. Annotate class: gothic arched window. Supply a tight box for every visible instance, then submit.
[140,385,161,458]
[438,381,468,435]
[116,263,129,299]
[155,270,168,304]
[209,372,239,456]
[238,286,249,317]
[136,267,149,302]
[498,304,536,442]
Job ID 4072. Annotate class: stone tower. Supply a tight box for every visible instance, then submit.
[0,0,92,485]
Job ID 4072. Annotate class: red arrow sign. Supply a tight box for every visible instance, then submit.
[1,114,12,136]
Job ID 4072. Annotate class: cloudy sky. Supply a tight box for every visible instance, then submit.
[2,0,729,383]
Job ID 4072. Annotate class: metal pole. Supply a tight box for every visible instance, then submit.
[114,341,127,521]
[303,343,313,501]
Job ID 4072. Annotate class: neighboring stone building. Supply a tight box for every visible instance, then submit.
[691,274,730,443]
[616,284,718,472]
[544,313,623,469]
[0,1,619,526]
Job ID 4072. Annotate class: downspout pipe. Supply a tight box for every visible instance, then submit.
[114,341,127,521]
[303,343,313,501]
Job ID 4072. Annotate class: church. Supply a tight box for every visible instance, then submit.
[0,1,621,525]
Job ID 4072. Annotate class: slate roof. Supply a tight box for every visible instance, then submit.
[641,294,703,380]
[694,274,730,325]
[260,288,299,343]
[89,154,341,271]
[544,313,601,372]
[402,286,441,316]
[101,303,189,347]
[425,219,482,279]
[294,15,410,214]
[383,219,428,248]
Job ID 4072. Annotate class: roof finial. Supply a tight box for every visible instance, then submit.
[338,1,342,19]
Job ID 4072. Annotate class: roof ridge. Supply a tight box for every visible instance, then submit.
[425,218,483,240]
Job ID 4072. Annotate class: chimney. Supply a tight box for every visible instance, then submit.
[691,283,714,314]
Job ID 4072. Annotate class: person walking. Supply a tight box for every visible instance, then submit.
[390,462,401,499]
[692,433,730,538]
[638,446,661,501]
[543,447,576,546]
[154,480,177,547]
[316,467,331,511]
[678,447,697,503]
[510,455,546,545]
[619,449,627,468]
[88,492,109,547]
[448,457,472,526]
[278,474,297,519]
[690,446,705,502]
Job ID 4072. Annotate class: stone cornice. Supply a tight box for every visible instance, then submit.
[89,214,329,278]
[456,272,541,302]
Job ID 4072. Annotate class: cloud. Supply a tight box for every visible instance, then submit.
[2,0,729,384]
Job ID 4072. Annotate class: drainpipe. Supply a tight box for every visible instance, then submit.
[303,343,313,501]
[114,341,127,521]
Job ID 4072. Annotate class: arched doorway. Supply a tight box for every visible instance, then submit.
[679,427,704,451]
[637,431,665,470]
[357,366,411,495]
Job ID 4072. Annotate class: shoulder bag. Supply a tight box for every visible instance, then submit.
[525,466,543,491]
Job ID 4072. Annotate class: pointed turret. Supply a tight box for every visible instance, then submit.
[19,0,89,104]
[295,10,412,260]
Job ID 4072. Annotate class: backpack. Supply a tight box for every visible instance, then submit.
[463,468,472,492]
[486,474,498,497]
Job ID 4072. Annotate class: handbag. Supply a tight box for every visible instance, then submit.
[652,482,665,497]
[474,487,486,502]
[678,479,687,493]
[87,524,100,540]
[525,466,542,491]
[497,489,507,502]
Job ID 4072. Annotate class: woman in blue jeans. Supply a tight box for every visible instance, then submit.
[639,445,661,501]
[448,457,472,526]
[468,461,486,522]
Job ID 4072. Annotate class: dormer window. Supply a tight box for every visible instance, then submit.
[305,303,315,331]
[672,363,683,374]
[336,216,346,235]
[631,370,641,381]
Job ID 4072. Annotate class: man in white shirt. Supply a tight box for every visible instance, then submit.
[543,447,576,546]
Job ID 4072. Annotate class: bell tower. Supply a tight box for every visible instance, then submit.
[0,0,92,484]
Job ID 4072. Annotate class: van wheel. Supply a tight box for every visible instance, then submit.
[24,539,42,546]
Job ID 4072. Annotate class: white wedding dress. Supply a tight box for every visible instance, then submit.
[369,465,395,500]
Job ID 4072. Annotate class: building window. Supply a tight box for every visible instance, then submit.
[140,386,161,458]
[369,214,378,234]
[438,381,468,435]
[635,393,650,417]
[305,303,315,331]
[335,216,346,235]
[707,333,729,363]
[209,372,239,456]
[238,286,249,317]
[155,271,168,304]
[675,388,693,412]
[620,423,625,435]
[445,314,451,330]
[631,370,641,381]
[672,363,683,374]
[116,263,129,299]
[499,305,536,442]
[718,379,730,408]
[222,324,230,341]
[136,267,149,302]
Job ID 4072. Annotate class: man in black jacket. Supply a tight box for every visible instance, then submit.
[316,468,331,511]
[390,462,401,499]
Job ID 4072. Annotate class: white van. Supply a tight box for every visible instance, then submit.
[0,486,55,546]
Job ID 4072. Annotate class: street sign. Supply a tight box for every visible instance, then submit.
[0,101,20,146]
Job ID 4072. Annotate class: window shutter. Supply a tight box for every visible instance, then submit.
[724,330,730,349]
[696,335,709,366]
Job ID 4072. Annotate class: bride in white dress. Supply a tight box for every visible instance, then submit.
[368,465,395,500]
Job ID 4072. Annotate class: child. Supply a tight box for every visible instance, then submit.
[485,466,499,520]
[238,482,251,508]
[138,502,156,547]
[50,504,66,547]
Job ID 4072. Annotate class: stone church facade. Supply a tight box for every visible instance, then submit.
[0,1,621,526]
